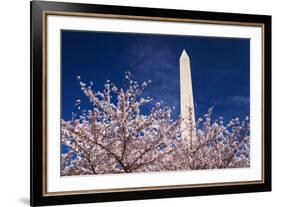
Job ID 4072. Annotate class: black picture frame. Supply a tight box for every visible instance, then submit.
[31,1,271,206]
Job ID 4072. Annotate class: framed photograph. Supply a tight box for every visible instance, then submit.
[31,1,271,206]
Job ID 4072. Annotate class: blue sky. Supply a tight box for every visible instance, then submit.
[61,30,250,123]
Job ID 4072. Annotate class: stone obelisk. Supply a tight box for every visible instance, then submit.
[180,49,196,148]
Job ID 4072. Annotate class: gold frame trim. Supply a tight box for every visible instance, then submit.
[42,10,265,197]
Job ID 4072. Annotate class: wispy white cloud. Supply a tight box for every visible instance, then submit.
[212,95,250,107]
[227,96,250,106]
[122,38,181,115]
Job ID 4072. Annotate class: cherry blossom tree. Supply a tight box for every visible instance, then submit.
[61,72,250,176]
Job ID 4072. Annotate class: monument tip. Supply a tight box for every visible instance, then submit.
[180,49,189,59]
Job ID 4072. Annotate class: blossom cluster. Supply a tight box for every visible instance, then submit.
[61,72,250,176]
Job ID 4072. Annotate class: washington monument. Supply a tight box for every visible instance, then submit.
[180,49,196,148]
